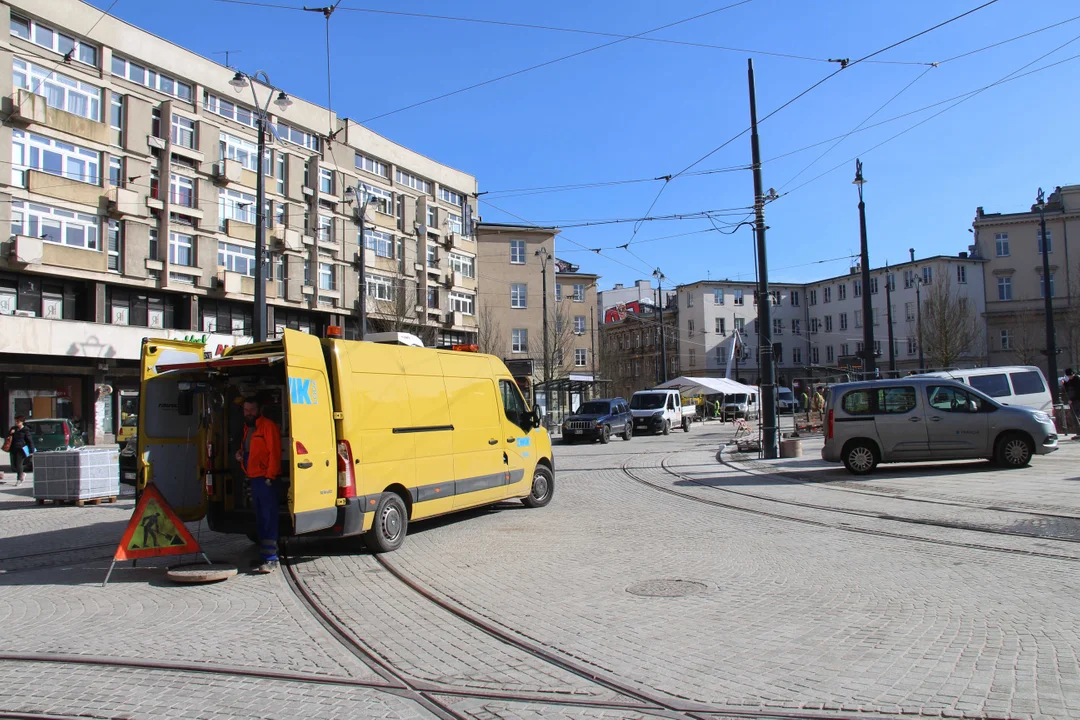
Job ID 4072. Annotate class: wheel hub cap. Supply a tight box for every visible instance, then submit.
[532,474,549,499]
[383,508,401,538]
[1005,441,1027,464]
[851,448,873,471]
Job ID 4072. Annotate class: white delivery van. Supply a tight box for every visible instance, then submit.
[915,366,1051,413]
[630,389,694,435]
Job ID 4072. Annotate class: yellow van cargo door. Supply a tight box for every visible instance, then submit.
[446,377,507,510]
[137,339,207,521]
[282,330,337,534]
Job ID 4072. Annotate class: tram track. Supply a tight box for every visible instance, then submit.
[619,455,1080,562]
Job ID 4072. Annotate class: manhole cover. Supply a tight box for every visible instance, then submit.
[626,579,708,597]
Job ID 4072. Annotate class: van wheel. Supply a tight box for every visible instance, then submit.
[682,418,691,432]
[522,466,554,508]
[662,420,670,436]
[364,493,408,553]
[995,432,1033,468]
[842,441,878,475]
[599,425,611,444]
[622,424,633,441]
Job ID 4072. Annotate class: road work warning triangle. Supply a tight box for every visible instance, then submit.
[113,484,200,561]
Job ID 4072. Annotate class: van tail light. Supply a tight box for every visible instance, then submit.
[337,440,356,499]
[295,441,308,455]
[826,409,835,441]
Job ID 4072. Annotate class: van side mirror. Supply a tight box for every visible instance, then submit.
[530,407,541,430]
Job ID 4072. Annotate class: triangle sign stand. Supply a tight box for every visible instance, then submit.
[102,483,209,587]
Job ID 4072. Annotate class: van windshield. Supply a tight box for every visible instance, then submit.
[726,394,747,403]
[630,394,666,410]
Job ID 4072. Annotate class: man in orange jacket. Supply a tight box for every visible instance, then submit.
[235,397,282,574]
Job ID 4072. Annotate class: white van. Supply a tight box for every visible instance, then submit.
[721,388,759,420]
[915,366,1051,413]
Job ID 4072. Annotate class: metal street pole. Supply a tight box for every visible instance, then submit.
[1038,188,1062,411]
[654,269,668,384]
[747,58,778,460]
[345,188,376,340]
[885,263,896,374]
[916,278,925,372]
[536,248,550,389]
[853,159,876,378]
[229,70,292,343]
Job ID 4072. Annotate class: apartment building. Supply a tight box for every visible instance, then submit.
[599,301,679,400]
[973,185,1080,374]
[0,0,478,441]
[676,251,987,386]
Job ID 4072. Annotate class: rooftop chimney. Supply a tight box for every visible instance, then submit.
[613,283,623,289]
[909,248,915,262]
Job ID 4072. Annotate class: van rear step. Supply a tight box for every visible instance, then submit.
[34,496,118,507]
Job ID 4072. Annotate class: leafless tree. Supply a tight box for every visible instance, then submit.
[532,302,576,383]
[475,305,504,356]
[368,276,436,345]
[918,273,984,368]
[1007,319,1043,366]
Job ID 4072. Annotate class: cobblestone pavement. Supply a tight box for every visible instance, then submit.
[2,424,1080,718]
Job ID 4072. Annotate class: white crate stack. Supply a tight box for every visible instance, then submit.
[33,447,120,502]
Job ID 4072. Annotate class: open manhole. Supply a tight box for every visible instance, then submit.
[626,579,708,598]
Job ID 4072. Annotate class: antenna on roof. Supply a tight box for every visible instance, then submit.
[213,50,242,68]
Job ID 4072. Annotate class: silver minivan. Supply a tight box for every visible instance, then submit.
[821,378,1058,475]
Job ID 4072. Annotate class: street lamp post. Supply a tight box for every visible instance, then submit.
[228,70,292,343]
[1037,188,1062,412]
[344,186,378,340]
[885,263,896,375]
[653,268,668,384]
[853,159,876,378]
[535,247,551,402]
[914,275,925,372]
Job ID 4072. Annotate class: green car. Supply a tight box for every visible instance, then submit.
[23,418,85,470]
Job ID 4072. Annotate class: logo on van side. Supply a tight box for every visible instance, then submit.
[289,377,319,406]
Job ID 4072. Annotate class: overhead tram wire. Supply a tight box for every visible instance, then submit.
[358,0,756,123]
[781,32,1080,200]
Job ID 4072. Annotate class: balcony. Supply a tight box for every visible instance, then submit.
[106,187,144,218]
[27,170,103,207]
[225,219,256,243]
[10,235,43,265]
[10,88,46,124]
[270,224,303,252]
[213,160,244,186]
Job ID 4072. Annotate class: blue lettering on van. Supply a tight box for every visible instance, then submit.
[289,377,318,405]
[516,437,531,448]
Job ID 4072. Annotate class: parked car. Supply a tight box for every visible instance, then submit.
[822,378,1057,475]
[721,390,758,420]
[119,436,137,485]
[630,389,694,435]
[914,366,1051,413]
[22,418,85,471]
[777,387,796,414]
[562,398,633,444]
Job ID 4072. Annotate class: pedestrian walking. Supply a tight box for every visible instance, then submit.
[1063,369,1080,439]
[4,415,36,485]
[235,398,282,574]
[811,387,825,422]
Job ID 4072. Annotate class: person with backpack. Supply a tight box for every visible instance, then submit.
[4,416,36,485]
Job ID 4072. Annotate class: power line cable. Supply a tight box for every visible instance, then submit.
[359,0,756,123]
[935,13,1080,64]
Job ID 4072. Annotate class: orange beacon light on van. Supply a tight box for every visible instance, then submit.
[325,326,344,338]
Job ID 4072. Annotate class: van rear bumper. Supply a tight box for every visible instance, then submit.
[304,497,369,537]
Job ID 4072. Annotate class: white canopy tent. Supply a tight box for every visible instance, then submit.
[654,376,757,396]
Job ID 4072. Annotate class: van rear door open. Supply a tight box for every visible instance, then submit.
[282,330,337,534]
[137,338,208,521]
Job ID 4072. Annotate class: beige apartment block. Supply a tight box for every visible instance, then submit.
[973,185,1080,374]
[552,262,600,379]
[0,0,477,441]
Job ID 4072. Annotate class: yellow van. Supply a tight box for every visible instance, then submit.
[136,329,554,552]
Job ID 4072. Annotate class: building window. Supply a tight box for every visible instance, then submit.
[274,255,287,297]
[510,283,527,309]
[449,291,474,315]
[447,212,463,234]
[809,289,817,305]
[395,169,431,194]
[573,284,585,302]
[112,56,193,101]
[839,284,848,301]
[904,269,915,288]
[318,259,335,291]
[365,273,392,301]
[220,132,259,172]
[448,252,474,278]
[716,317,726,335]
[922,267,932,285]
[907,337,918,355]
[791,290,800,307]
[108,156,123,187]
[359,183,394,216]
[773,318,783,335]
[905,301,915,321]
[149,228,159,260]
[688,349,696,367]
[511,328,528,353]
[811,347,819,364]
[273,121,320,151]
[12,15,98,65]
[687,319,695,337]
[733,289,744,305]
[1041,273,1055,298]
[510,239,526,264]
[219,187,256,227]
[792,347,802,364]
[854,310,863,328]
[998,276,1012,301]
[555,284,563,302]
[14,57,101,121]
[792,319,801,335]
[203,91,257,128]
[427,286,439,309]
[107,220,122,272]
[853,279,862,297]
[319,167,334,194]
[826,345,834,363]
[995,233,1009,257]
[1038,229,1052,254]
[11,200,99,250]
[957,265,967,284]
[713,288,724,304]
[362,227,393,258]
[869,276,879,294]
[734,317,745,332]
[839,313,848,330]
[873,340,882,357]
[169,232,194,266]
[427,244,439,268]
[824,315,833,332]
[355,153,388,178]
[169,173,195,208]
[440,187,463,206]
[11,129,100,186]
[171,115,195,148]
[1000,329,1012,350]
[574,348,587,367]
[218,241,255,276]
[686,293,694,308]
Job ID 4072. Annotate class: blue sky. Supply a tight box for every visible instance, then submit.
[89,0,1080,289]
